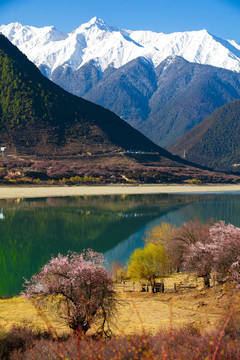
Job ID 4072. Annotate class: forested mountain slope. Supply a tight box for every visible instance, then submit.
[168,99,240,171]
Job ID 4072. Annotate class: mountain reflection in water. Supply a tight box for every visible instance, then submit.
[0,193,240,297]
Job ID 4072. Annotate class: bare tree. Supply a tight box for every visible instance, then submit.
[167,220,210,272]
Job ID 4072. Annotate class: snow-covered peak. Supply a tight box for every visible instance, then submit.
[0,22,67,45]
[1,19,240,76]
[84,16,111,29]
[74,17,118,35]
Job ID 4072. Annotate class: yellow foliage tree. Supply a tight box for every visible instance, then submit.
[145,222,175,246]
[127,243,169,292]
[111,261,127,282]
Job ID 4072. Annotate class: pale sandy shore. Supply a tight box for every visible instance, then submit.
[0,183,240,199]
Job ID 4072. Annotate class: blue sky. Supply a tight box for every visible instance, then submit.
[0,0,239,41]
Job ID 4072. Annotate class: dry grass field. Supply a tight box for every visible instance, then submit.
[110,273,240,335]
[0,273,239,339]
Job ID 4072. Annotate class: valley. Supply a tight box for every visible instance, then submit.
[0,4,240,360]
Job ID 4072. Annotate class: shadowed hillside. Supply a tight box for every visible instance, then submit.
[168,98,240,171]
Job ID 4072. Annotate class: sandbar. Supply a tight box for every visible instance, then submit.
[0,183,240,199]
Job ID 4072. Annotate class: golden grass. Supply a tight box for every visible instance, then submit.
[0,273,239,338]
[0,296,69,337]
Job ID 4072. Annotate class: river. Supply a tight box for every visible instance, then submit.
[0,192,240,296]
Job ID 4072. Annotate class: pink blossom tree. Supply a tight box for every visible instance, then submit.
[230,257,240,285]
[209,221,240,278]
[183,221,240,287]
[22,250,117,334]
[183,241,213,287]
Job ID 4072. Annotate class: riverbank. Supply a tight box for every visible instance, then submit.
[0,183,240,199]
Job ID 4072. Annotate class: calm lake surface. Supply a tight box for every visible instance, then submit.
[1,192,240,297]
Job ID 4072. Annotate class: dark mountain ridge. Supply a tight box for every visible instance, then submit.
[168,98,240,171]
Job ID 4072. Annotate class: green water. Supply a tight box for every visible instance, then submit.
[0,192,240,297]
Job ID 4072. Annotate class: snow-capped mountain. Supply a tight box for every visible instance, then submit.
[1,17,240,148]
[1,16,240,78]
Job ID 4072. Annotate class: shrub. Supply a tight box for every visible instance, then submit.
[70,176,82,184]
[188,179,202,184]
[8,322,240,359]
[0,326,59,360]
